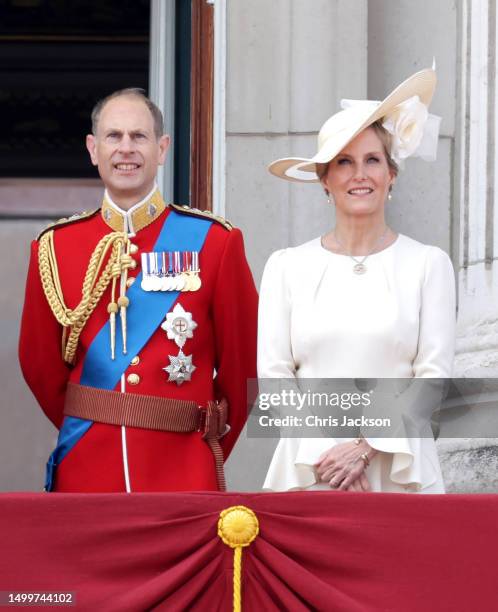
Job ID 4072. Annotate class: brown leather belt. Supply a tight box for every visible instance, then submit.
[63,382,227,491]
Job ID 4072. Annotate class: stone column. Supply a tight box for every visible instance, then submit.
[439,0,498,492]
[455,0,498,377]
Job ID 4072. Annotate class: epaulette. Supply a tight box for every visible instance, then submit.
[37,209,100,241]
[169,203,233,231]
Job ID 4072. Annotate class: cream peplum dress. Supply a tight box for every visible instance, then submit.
[258,234,456,493]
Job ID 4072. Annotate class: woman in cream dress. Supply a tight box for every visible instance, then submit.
[259,68,455,494]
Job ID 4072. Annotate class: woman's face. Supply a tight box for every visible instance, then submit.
[320,127,395,217]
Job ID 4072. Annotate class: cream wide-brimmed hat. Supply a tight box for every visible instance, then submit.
[268,68,439,183]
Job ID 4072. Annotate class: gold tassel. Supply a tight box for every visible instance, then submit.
[61,326,68,362]
[117,237,132,355]
[117,296,129,354]
[107,302,118,359]
[218,506,259,612]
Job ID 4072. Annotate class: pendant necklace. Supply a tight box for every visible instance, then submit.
[333,227,389,275]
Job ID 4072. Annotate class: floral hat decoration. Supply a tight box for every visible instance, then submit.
[268,67,441,183]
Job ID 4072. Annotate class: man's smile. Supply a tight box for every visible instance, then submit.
[113,162,141,173]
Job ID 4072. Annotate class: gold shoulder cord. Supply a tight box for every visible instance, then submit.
[38,229,133,364]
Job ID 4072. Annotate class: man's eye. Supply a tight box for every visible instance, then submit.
[107,133,120,140]
[134,133,146,140]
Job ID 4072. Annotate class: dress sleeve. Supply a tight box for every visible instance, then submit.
[365,246,456,490]
[212,228,258,459]
[18,240,71,429]
[257,250,296,378]
[413,246,456,377]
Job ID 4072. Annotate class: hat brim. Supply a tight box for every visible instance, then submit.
[268,68,437,183]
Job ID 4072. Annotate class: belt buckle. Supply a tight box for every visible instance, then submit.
[197,406,207,433]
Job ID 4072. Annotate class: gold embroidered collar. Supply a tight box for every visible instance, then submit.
[101,189,166,233]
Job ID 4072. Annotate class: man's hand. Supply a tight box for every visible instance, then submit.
[315,440,377,491]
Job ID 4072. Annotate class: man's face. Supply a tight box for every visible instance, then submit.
[86,95,170,205]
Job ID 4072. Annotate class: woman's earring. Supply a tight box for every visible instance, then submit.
[388,185,393,201]
[323,188,335,205]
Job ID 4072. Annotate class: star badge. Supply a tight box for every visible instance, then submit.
[161,303,197,348]
[163,350,196,385]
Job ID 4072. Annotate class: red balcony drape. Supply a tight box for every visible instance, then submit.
[0,491,497,611]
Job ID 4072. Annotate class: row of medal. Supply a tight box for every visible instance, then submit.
[161,303,197,385]
[141,251,201,292]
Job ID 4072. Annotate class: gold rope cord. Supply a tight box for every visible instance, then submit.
[218,506,259,612]
[38,229,132,364]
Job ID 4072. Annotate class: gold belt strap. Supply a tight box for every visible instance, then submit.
[63,382,227,490]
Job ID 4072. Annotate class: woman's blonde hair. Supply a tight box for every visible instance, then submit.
[316,120,399,181]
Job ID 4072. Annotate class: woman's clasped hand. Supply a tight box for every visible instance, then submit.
[315,439,377,492]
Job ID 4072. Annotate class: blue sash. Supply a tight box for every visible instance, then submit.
[45,417,93,491]
[45,210,213,490]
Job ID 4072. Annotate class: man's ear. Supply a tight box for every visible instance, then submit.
[86,134,98,166]
[158,134,171,166]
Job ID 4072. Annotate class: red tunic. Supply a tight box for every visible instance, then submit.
[19,198,258,492]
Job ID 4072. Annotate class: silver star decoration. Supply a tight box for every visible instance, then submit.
[147,203,157,217]
[161,303,197,348]
[163,350,196,385]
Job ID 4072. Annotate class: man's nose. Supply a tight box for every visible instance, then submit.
[118,134,135,153]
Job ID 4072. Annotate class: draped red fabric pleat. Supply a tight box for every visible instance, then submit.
[0,492,497,611]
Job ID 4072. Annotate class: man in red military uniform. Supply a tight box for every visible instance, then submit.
[19,88,258,492]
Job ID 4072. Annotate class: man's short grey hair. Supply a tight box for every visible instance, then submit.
[91,88,164,139]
